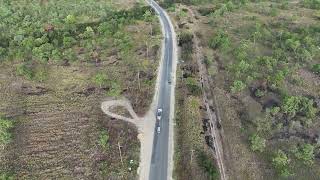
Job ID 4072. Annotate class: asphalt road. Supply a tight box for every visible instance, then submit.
[148,1,174,180]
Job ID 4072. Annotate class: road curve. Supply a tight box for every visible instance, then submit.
[147,1,177,180]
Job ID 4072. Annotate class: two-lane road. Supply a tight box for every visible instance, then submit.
[148,1,175,180]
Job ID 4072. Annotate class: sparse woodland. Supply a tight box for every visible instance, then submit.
[168,0,320,179]
[0,0,161,179]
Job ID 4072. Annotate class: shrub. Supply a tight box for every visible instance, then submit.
[272,150,291,177]
[302,0,320,9]
[254,89,265,97]
[249,134,266,152]
[231,80,246,93]
[107,82,122,97]
[63,37,76,48]
[32,43,54,62]
[83,26,95,39]
[185,77,201,95]
[282,96,317,119]
[178,31,193,61]
[93,73,108,88]
[34,67,48,82]
[282,96,301,118]
[0,172,15,180]
[197,150,219,180]
[98,130,109,149]
[16,64,33,80]
[293,144,315,165]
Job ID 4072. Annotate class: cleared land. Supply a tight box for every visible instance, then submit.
[0,0,161,179]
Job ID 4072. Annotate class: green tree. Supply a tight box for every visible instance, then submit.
[272,150,291,177]
[249,134,266,152]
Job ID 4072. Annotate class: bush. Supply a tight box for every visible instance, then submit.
[0,117,14,146]
[178,31,193,61]
[312,64,320,74]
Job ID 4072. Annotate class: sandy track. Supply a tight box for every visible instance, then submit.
[101,98,142,131]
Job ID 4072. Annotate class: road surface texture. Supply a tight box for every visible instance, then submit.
[148,0,177,180]
[101,0,177,179]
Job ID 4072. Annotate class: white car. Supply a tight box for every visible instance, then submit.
[156,108,162,121]
[157,126,161,134]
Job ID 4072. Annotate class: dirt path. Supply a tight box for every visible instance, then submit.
[101,98,142,130]
[100,97,157,179]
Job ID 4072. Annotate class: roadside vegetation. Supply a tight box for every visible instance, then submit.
[166,0,320,179]
[0,0,160,178]
[174,26,219,179]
